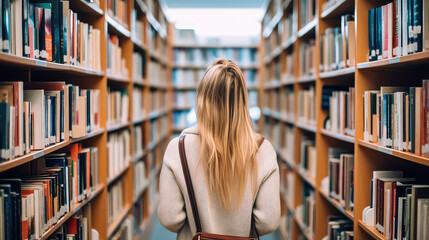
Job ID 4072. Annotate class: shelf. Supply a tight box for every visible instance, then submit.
[297,168,316,188]
[106,14,131,39]
[148,109,168,120]
[294,213,314,240]
[357,51,429,70]
[321,129,355,144]
[0,140,70,173]
[358,220,386,240]
[265,46,282,64]
[297,75,317,83]
[174,43,259,49]
[297,18,318,38]
[107,72,130,83]
[107,121,130,132]
[358,140,429,166]
[132,36,148,51]
[263,10,284,38]
[319,189,354,221]
[264,81,281,89]
[263,108,295,125]
[319,67,355,79]
[40,184,104,240]
[0,52,104,77]
[174,105,194,111]
[107,203,132,238]
[174,63,258,70]
[70,0,103,16]
[70,128,105,143]
[133,181,150,205]
[296,121,317,133]
[280,77,295,86]
[107,164,131,186]
[282,35,297,50]
[173,85,197,90]
[133,116,148,125]
[320,0,354,19]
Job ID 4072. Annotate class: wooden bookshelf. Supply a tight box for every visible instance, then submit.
[0,0,172,239]
[261,0,429,239]
[172,41,262,134]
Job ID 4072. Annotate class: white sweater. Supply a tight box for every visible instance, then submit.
[158,125,281,239]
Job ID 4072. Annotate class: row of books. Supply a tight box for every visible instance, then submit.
[368,0,429,62]
[299,137,316,181]
[280,88,294,121]
[133,160,148,200]
[328,148,354,211]
[107,0,127,27]
[133,126,146,160]
[279,126,294,162]
[300,0,316,28]
[363,82,429,156]
[283,52,295,82]
[297,86,316,126]
[149,61,166,84]
[172,69,205,87]
[133,88,145,120]
[149,90,167,113]
[0,82,100,161]
[47,204,98,240]
[299,40,316,78]
[111,216,133,240]
[173,110,195,130]
[296,186,316,238]
[265,10,295,57]
[270,121,281,151]
[280,164,295,206]
[133,51,146,82]
[173,48,258,66]
[150,117,168,143]
[131,9,144,43]
[322,216,353,240]
[107,35,128,77]
[107,89,129,127]
[368,170,429,240]
[320,15,356,72]
[107,179,124,225]
[174,91,196,109]
[107,129,131,180]
[0,143,99,240]
[172,69,259,87]
[1,0,101,70]
[324,86,356,136]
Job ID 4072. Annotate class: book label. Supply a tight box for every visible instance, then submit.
[33,150,44,159]
[389,57,400,64]
[378,146,392,155]
[35,60,47,67]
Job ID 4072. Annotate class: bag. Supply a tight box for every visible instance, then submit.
[178,134,264,240]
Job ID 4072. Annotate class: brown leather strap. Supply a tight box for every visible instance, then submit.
[179,134,202,233]
[179,134,264,238]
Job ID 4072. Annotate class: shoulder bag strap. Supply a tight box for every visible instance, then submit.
[178,134,202,234]
[179,134,265,238]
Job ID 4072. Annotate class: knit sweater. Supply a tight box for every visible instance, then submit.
[158,125,281,239]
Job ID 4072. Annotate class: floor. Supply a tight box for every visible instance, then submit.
[149,219,282,240]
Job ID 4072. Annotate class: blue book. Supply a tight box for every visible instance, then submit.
[369,8,376,62]
[413,0,423,52]
[409,87,415,152]
[383,94,389,147]
[0,184,12,240]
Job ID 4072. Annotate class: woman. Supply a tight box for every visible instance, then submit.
[158,59,280,239]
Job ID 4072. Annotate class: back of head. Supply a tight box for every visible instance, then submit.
[196,58,260,211]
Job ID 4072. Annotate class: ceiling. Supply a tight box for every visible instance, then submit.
[163,0,266,8]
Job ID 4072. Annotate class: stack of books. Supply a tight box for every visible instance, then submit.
[297,86,316,126]
[300,0,316,28]
[49,204,96,240]
[328,148,354,211]
[0,82,100,161]
[107,130,131,180]
[0,143,99,239]
[107,35,128,77]
[324,86,356,136]
[299,40,316,78]
[299,138,316,180]
[323,216,353,240]
[107,179,124,225]
[107,0,127,26]
[107,89,129,127]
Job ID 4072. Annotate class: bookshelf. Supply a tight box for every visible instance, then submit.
[172,40,262,134]
[0,0,172,239]
[261,0,429,239]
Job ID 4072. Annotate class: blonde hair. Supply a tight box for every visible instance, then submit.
[196,59,260,210]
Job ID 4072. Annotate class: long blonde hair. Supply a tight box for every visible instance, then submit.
[196,59,260,210]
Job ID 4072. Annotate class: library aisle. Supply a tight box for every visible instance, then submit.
[1,0,429,239]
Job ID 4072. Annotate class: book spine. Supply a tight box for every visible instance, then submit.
[408,0,415,54]
[369,8,376,61]
[393,0,400,57]
[413,0,423,52]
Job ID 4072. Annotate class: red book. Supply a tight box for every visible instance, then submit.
[67,217,78,235]
[44,8,52,62]
[392,0,399,57]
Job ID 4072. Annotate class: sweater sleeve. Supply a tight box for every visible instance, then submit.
[253,143,281,236]
[158,139,187,233]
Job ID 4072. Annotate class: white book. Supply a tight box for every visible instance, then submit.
[24,102,30,154]
[423,203,429,239]
[424,0,429,50]
[10,107,15,159]
[24,90,45,150]
[397,197,405,240]
[417,199,429,240]
[372,171,404,228]
[402,0,409,56]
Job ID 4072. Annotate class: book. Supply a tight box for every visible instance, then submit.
[107,129,131,180]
